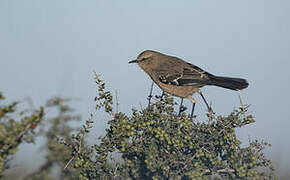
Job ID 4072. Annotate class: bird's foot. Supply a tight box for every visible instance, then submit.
[206,107,215,120]
[147,95,153,100]
[180,105,187,113]
[155,95,163,101]
[207,107,214,114]
[155,92,165,101]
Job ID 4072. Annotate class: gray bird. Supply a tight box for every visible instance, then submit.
[129,50,249,115]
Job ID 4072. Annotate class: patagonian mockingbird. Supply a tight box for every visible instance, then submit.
[129,50,249,117]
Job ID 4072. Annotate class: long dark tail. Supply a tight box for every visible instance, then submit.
[209,75,249,91]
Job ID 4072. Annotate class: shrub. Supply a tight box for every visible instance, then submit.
[0,92,44,178]
[58,75,276,180]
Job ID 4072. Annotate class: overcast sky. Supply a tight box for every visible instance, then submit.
[0,0,289,178]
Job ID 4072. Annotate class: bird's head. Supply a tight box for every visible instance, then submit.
[129,50,163,72]
[129,50,160,65]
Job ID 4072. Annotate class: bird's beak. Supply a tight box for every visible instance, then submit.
[128,59,137,64]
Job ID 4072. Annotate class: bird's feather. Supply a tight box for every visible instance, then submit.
[155,61,211,87]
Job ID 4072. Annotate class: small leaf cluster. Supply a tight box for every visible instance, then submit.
[94,72,113,114]
[59,76,276,180]
[0,92,44,177]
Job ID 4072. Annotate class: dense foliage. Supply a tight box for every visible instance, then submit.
[58,75,275,180]
[0,75,276,179]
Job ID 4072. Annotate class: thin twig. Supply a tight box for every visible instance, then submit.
[238,94,246,119]
[115,90,119,114]
[64,156,74,170]
[63,114,93,170]
[204,168,235,173]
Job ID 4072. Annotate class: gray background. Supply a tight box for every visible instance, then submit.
[0,0,289,178]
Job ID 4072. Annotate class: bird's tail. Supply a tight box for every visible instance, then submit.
[209,75,249,91]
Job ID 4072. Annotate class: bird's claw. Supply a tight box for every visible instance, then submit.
[180,105,187,113]
[155,95,164,101]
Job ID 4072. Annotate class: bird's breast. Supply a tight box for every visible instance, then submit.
[157,82,199,98]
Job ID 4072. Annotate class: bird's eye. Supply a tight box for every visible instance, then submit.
[140,57,147,62]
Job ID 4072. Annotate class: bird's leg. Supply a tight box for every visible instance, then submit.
[190,100,196,120]
[155,91,165,101]
[178,98,187,115]
[198,89,213,113]
[160,91,165,101]
[147,81,154,110]
[178,98,184,115]
[188,96,196,120]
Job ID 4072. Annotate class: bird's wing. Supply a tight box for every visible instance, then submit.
[158,71,182,85]
[155,62,212,87]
